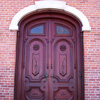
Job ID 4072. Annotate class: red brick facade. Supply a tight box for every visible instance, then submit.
[0,0,100,100]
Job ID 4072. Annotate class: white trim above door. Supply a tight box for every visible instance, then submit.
[9,1,91,31]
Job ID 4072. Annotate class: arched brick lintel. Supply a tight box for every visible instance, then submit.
[9,1,91,31]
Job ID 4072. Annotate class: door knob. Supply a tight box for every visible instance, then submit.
[45,74,48,81]
[51,75,53,82]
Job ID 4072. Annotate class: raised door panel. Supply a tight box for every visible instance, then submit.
[26,40,45,80]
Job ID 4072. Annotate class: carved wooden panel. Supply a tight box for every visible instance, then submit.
[59,54,67,76]
[60,45,66,51]
[53,40,73,80]
[33,44,40,51]
[54,88,73,100]
[25,87,44,100]
[26,40,46,81]
[32,53,40,76]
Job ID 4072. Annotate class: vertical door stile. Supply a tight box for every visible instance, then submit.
[22,31,27,100]
[50,20,54,100]
[48,19,50,100]
[73,31,78,100]
[48,19,53,100]
[46,20,49,100]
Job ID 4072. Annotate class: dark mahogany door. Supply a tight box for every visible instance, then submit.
[16,16,83,100]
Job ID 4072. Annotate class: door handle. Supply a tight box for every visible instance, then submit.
[51,75,53,82]
[45,74,48,81]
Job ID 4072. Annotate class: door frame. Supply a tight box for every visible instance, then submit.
[15,10,84,100]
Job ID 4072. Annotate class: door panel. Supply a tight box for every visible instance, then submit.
[50,39,75,100]
[26,40,45,80]
[53,40,73,80]
[24,38,49,100]
[49,20,76,100]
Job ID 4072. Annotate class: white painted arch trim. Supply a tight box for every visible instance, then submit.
[9,1,91,31]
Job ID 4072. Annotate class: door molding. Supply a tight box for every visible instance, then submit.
[9,1,91,31]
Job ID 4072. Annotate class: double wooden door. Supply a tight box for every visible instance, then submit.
[19,19,81,100]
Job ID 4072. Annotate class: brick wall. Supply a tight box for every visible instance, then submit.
[0,0,100,100]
